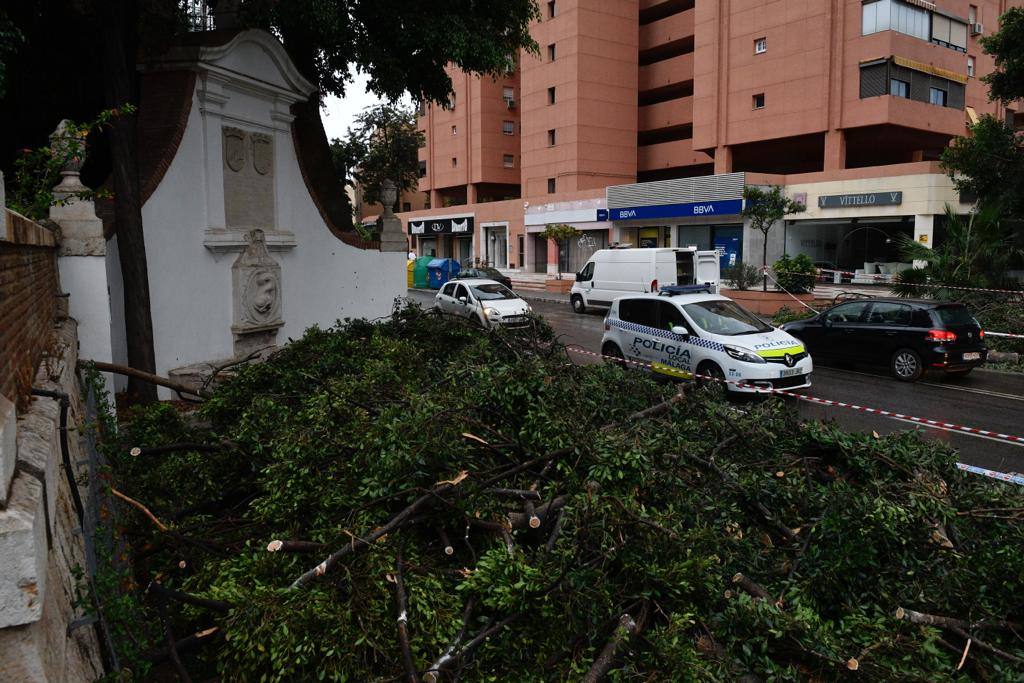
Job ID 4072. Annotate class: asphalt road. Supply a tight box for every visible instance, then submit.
[405,289,1024,475]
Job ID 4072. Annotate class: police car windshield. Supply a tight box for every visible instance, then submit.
[683,301,772,336]
[471,283,517,301]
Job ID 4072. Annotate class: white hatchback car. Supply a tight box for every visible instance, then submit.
[601,285,813,393]
[435,278,532,329]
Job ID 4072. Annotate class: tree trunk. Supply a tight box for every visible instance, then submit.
[762,228,769,292]
[100,0,157,403]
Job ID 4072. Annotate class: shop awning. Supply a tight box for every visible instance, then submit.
[892,56,968,84]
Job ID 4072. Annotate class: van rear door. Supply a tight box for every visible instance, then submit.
[695,250,721,292]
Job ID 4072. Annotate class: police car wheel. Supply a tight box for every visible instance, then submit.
[891,348,923,382]
[571,295,586,314]
[696,361,726,389]
[602,342,626,367]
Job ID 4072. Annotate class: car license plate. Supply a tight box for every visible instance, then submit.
[779,368,802,378]
[962,352,980,361]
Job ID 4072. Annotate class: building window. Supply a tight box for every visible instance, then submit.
[417,100,426,116]
[451,157,457,167]
[548,86,556,105]
[929,86,948,106]
[503,86,514,105]
[451,125,457,135]
[548,129,556,145]
[418,160,427,177]
[752,93,765,109]
[932,13,968,52]
[402,202,412,212]
[754,37,767,54]
[862,0,928,41]
[548,43,556,61]
[548,1,556,19]
[968,55,975,78]
[547,178,556,193]
[503,154,515,168]
[502,120,515,136]
[969,4,977,25]
[890,78,910,98]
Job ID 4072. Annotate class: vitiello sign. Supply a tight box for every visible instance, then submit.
[817,192,903,208]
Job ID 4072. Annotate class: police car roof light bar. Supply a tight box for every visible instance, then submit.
[659,284,712,296]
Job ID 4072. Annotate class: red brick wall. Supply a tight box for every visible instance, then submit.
[1,211,59,408]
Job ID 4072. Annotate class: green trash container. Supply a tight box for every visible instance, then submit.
[413,256,433,288]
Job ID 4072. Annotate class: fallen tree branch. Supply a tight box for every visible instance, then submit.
[290,477,469,588]
[895,608,1022,634]
[583,612,639,683]
[156,593,191,682]
[422,598,475,683]
[484,488,541,501]
[677,448,798,544]
[393,550,419,683]
[83,360,212,399]
[732,573,770,601]
[148,582,230,614]
[128,442,226,457]
[142,627,220,663]
[507,496,568,531]
[111,488,169,532]
[266,540,327,554]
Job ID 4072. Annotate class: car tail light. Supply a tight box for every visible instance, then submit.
[925,329,957,343]
[651,279,658,292]
[979,329,985,339]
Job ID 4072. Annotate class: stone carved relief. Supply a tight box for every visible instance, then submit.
[222,126,275,231]
[231,229,283,355]
[223,127,246,172]
[252,133,273,175]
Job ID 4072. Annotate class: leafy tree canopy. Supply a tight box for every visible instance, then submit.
[742,185,806,290]
[340,103,424,209]
[980,7,1024,103]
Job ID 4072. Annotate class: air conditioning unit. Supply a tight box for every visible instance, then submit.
[971,23,984,36]
[506,99,517,110]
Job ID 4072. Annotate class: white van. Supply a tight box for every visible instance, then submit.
[569,247,720,314]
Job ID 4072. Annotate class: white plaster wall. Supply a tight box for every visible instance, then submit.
[57,257,114,396]
[123,36,404,398]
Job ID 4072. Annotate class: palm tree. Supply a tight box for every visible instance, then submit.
[893,205,1022,299]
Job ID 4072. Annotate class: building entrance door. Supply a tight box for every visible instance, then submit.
[713,226,742,271]
[485,226,508,268]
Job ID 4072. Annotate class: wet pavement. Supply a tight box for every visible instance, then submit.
[404,288,1024,475]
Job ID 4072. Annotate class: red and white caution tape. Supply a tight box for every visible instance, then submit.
[986,331,1024,340]
[955,463,1024,486]
[564,345,1024,453]
[816,269,1024,296]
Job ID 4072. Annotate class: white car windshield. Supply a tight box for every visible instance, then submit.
[683,301,772,336]
[470,283,517,301]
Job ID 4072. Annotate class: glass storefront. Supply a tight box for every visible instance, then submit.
[678,224,743,271]
[783,218,913,272]
[620,226,670,248]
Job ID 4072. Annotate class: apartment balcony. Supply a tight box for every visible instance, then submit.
[639,97,693,132]
[639,7,694,52]
[638,138,712,173]
[639,53,694,93]
[844,95,967,139]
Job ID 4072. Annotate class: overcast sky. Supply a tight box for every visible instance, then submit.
[320,71,412,142]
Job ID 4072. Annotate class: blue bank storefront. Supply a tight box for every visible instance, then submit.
[605,173,747,272]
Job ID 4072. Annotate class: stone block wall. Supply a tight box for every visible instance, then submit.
[0,318,104,681]
[0,209,60,408]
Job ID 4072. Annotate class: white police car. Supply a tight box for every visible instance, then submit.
[600,285,812,393]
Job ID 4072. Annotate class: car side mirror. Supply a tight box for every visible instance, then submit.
[822,317,832,328]
[575,272,583,282]
[457,296,468,304]
[670,325,690,337]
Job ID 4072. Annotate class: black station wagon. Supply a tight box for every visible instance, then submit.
[781,298,987,382]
